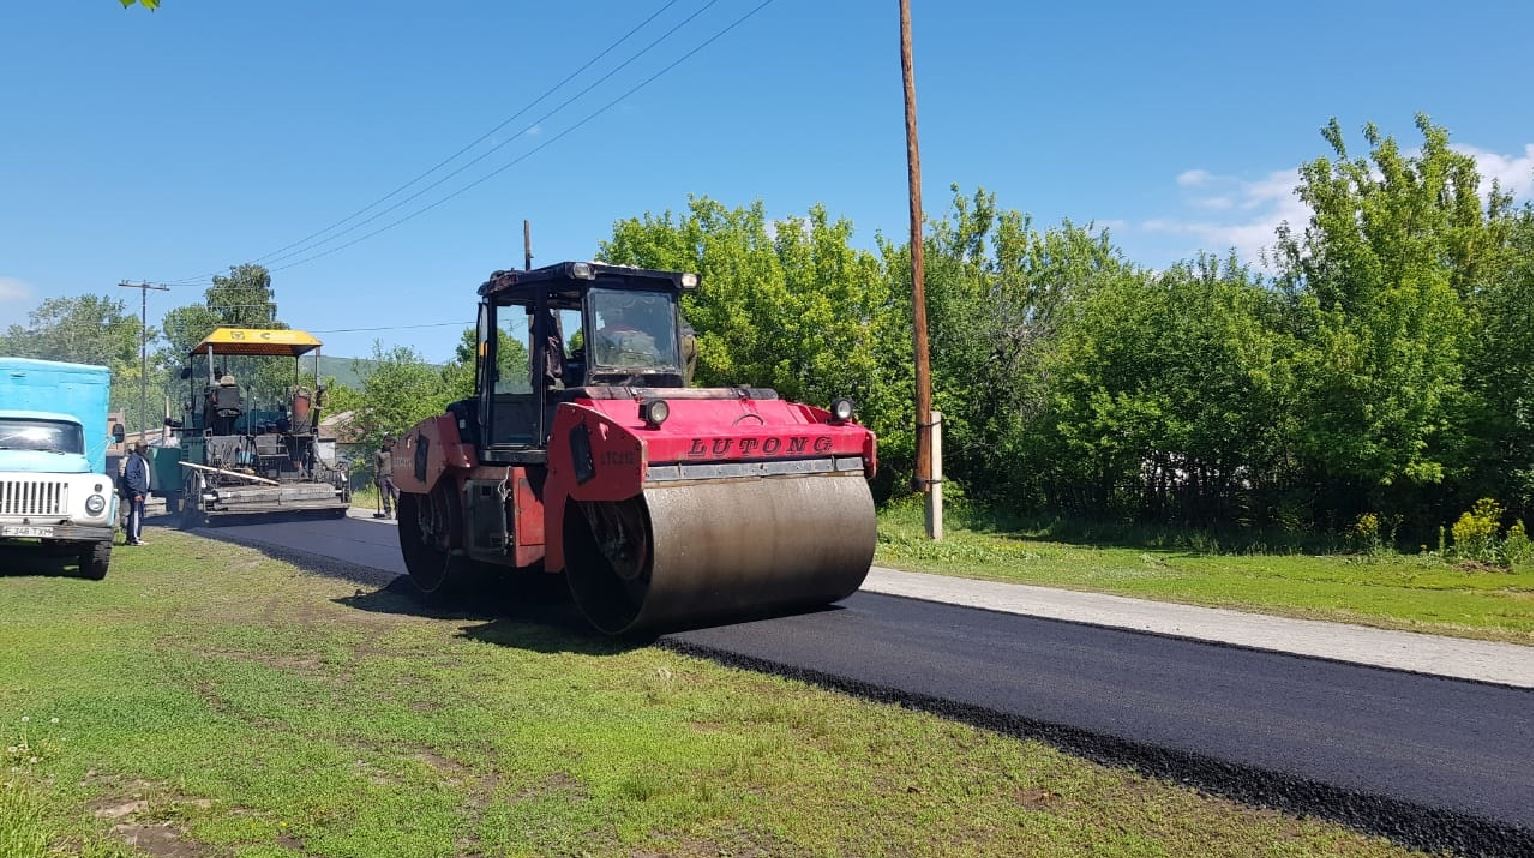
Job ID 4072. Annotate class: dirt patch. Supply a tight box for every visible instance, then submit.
[412,749,471,780]
[509,771,586,805]
[111,822,211,858]
[629,830,785,858]
[91,798,148,819]
[1015,787,1057,809]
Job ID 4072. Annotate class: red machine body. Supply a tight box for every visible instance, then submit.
[391,261,878,634]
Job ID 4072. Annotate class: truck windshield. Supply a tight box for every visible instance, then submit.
[589,288,680,371]
[0,418,84,455]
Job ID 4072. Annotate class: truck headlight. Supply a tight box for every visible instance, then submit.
[85,494,107,515]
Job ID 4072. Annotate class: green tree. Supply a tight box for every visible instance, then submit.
[1274,116,1515,525]
[881,187,1133,502]
[0,295,151,430]
[119,1,160,10]
[1039,255,1297,521]
[160,264,292,413]
[600,198,902,477]
[348,344,457,454]
[1466,205,1534,519]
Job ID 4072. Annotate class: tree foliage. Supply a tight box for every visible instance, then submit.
[161,264,293,410]
[0,295,149,429]
[598,117,1534,542]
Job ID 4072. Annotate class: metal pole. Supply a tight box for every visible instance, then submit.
[899,0,939,539]
[523,219,534,271]
[118,281,170,441]
[929,411,943,539]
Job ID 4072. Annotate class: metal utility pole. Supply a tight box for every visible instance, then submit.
[118,281,171,443]
[523,219,534,271]
[900,0,941,539]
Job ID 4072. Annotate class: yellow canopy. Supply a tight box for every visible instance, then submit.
[190,327,323,357]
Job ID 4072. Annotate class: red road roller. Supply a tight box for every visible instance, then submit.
[393,262,877,634]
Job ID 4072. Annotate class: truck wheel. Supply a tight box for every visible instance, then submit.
[398,489,488,605]
[78,541,111,580]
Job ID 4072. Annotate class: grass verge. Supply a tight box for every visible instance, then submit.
[876,503,1534,645]
[0,530,1416,857]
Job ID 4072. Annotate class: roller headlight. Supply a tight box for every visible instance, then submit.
[830,398,855,423]
[84,494,107,515]
[639,398,670,428]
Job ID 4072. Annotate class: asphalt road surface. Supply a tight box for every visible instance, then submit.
[194,514,1534,856]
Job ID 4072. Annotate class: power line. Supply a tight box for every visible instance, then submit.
[250,0,688,267]
[166,0,689,285]
[308,321,467,334]
[270,0,778,274]
[256,0,725,270]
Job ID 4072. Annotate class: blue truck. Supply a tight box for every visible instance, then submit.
[0,358,125,579]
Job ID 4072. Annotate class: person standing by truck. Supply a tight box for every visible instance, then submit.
[374,438,398,520]
[122,443,150,545]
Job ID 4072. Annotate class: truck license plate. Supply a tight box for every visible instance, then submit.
[1,526,54,538]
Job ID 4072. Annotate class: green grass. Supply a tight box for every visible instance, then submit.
[0,532,1416,857]
[348,484,382,512]
[876,503,1534,645]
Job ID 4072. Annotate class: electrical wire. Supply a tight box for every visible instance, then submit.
[269,0,778,274]
[255,0,725,270]
[166,0,687,285]
[307,321,468,334]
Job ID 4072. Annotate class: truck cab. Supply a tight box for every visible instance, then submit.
[0,359,122,579]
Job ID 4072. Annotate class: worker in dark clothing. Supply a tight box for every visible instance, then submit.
[122,443,150,546]
[374,438,398,519]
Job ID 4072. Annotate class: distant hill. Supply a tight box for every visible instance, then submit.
[298,354,443,389]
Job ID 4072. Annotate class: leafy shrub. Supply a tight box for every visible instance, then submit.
[1348,513,1383,553]
[1506,520,1533,567]
[1451,498,1504,564]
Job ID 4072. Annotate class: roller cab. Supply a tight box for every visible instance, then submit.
[394,262,877,634]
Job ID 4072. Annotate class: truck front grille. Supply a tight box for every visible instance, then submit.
[0,480,68,517]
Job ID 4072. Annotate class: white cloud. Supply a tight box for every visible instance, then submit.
[527,124,543,137]
[1176,169,1213,188]
[1124,142,1534,269]
[1140,169,1308,267]
[1455,143,1534,201]
[0,276,35,304]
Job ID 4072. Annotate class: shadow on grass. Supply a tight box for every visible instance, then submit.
[182,514,858,655]
[0,545,92,578]
[333,574,640,657]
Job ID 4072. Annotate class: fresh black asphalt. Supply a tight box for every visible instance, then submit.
[200,515,1534,855]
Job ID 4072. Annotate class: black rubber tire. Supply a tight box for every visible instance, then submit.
[328,507,350,520]
[78,541,110,581]
[397,490,489,605]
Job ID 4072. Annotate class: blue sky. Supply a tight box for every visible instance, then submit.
[3,1,1532,362]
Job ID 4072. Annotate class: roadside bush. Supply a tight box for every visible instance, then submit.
[1348,513,1383,553]
[1506,521,1533,567]
[1451,498,1504,564]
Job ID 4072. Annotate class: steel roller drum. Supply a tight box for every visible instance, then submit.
[566,473,876,635]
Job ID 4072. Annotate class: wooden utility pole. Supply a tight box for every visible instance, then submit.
[118,280,171,442]
[523,219,534,271]
[900,0,940,539]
